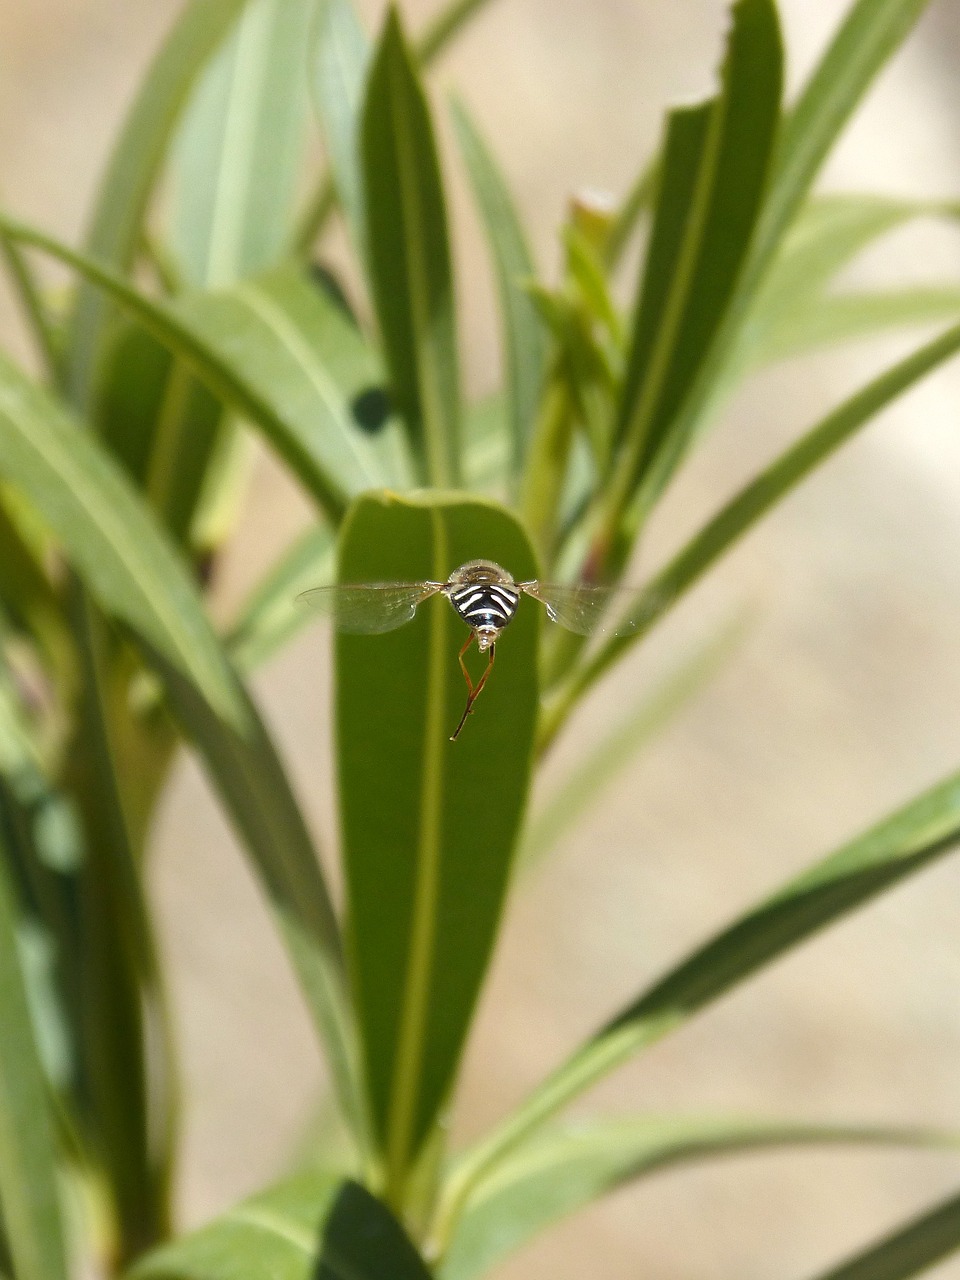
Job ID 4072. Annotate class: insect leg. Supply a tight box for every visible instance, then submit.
[457,631,475,696]
[450,642,496,742]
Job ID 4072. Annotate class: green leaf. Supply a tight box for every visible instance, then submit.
[0,845,68,1280]
[294,0,500,253]
[361,10,461,486]
[148,651,359,1140]
[130,1175,433,1280]
[435,766,960,1240]
[751,0,932,276]
[750,287,960,366]
[0,219,388,520]
[171,0,317,286]
[450,99,545,477]
[65,0,252,403]
[311,0,371,257]
[336,493,538,1199]
[643,0,935,503]
[553,317,960,732]
[808,1188,960,1280]
[0,351,243,729]
[227,523,335,673]
[96,323,222,544]
[440,1116,959,1280]
[613,0,782,499]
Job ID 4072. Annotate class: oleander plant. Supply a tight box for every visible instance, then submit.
[2,0,960,1276]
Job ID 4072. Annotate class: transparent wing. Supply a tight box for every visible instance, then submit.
[296,582,442,633]
[518,581,660,637]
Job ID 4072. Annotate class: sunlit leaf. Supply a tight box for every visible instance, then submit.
[361,10,461,486]
[436,766,960,1239]
[440,1116,960,1280]
[335,492,538,1197]
[451,99,545,478]
[130,1175,432,1280]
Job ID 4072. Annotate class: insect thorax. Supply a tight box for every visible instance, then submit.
[445,560,520,639]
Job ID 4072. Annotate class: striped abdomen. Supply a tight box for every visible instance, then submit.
[447,581,520,632]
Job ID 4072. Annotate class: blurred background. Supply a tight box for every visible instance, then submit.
[3,1,960,1275]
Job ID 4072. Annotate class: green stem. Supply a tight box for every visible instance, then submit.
[520,372,574,566]
[0,231,62,385]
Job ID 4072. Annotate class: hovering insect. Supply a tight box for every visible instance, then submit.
[299,559,644,741]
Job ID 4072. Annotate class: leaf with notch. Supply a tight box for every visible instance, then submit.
[614,0,782,493]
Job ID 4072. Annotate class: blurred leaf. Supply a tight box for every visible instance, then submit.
[311,0,371,257]
[644,0,935,502]
[295,0,499,252]
[0,846,68,1280]
[227,523,335,673]
[0,496,70,687]
[555,317,960,728]
[440,1116,960,1280]
[65,0,251,403]
[149,651,359,1138]
[604,156,659,271]
[750,287,960,366]
[0,350,243,729]
[437,766,960,1235]
[521,618,743,871]
[462,394,510,492]
[96,323,222,544]
[613,0,782,500]
[130,1175,432,1280]
[171,0,317,286]
[361,10,461,486]
[336,493,538,1198]
[0,231,60,382]
[808,1187,960,1280]
[451,99,545,478]
[751,0,932,276]
[0,220,387,520]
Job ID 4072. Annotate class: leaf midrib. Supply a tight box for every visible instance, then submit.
[385,509,449,1198]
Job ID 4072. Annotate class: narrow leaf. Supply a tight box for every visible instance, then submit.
[0,351,243,729]
[311,0,371,256]
[557,317,960,725]
[130,1175,432,1280]
[440,1116,960,1280]
[361,10,461,486]
[336,493,538,1197]
[0,220,387,520]
[751,287,960,367]
[451,99,545,476]
[644,0,935,501]
[614,0,782,493]
[808,1187,960,1280]
[171,0,317,285]
[0,846,68,1280]
[437,767,960,1238]
[148,650,359,1137]
[227,523,335,673]
[65,0,251,401]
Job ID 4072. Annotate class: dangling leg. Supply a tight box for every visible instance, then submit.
[457,631,475,696]
[450,642,496,741]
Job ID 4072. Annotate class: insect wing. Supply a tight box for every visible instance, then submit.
[296,583,441,633]
[519,581,657,636]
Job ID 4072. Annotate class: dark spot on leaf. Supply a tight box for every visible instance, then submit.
[351,386,391,434]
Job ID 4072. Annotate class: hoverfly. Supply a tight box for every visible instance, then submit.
[299,559,648,741]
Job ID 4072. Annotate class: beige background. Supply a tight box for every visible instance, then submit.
[3,1,960,1275]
